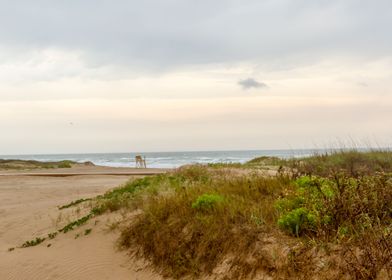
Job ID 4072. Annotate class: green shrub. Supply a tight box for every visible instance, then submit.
[192,194,224,211]
[276,174,392,238]
[276,176,332,236]
[294,175,314,188]
[278,207,316,236]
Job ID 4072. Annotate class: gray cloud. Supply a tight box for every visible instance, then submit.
[238,78,267,90]
[0,0,391,75]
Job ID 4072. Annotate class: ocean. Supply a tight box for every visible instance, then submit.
[0,149,321,168]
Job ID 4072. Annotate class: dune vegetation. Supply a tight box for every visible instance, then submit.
[18,150,392,279]
[116,155,391,279]
[0,159,76,170]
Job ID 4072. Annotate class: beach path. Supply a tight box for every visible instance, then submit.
[0,167,166,280]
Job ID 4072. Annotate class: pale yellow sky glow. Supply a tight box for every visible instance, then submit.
[1,55,391,154]
[1,1,392,154]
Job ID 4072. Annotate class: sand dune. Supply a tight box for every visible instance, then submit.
[0,168,165,280]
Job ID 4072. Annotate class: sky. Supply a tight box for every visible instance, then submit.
[1,0,392,154]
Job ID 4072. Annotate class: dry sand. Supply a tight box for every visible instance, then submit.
[0,166,166,280]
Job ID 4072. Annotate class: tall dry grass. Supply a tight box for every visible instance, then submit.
[119,166,290,277]
[52,150,392,279]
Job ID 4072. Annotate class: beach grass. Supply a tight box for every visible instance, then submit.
[115,150,391,278]
[17,150,392,279]
[287,149,392,177]
[119,167,290,277]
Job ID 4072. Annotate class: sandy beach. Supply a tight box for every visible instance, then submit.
[0,166,166,280]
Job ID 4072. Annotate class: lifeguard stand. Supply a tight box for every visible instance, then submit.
[135,155,146,168]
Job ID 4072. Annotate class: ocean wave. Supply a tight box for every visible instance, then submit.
[1,149,321,168]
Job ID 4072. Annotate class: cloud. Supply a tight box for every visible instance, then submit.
[0,0,391,76]
[238,78,267,90]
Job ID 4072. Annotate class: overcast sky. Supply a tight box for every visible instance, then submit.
[1,0,391,154]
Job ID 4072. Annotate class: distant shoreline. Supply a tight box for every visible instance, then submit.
[0,149,318,169]
[2,148,391,169]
